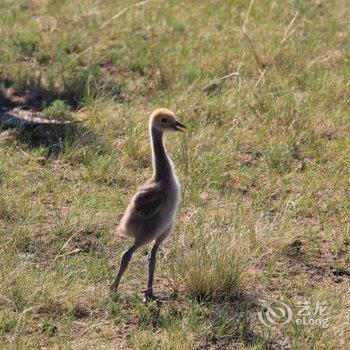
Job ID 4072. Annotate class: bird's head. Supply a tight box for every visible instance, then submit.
[150,108,186,133]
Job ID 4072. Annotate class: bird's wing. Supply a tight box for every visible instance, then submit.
[133,184,165,218]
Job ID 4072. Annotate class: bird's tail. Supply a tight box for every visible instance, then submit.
[115,224,126,236]
[115,222,134,238]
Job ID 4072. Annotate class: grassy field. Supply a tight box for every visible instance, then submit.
[0,0,349,348]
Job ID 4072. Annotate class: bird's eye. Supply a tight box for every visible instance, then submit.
[161,118,167,123]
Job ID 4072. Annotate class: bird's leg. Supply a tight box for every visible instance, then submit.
[143,243,159,300]
[110,244,137,293]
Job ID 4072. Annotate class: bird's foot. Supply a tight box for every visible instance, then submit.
[142,288,155,301]
[142,288,158,303]
[109,283,118,293]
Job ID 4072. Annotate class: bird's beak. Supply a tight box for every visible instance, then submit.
[172,120,187,132]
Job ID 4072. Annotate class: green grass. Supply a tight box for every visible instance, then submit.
[0,0,349,348]
[43,100,72,121]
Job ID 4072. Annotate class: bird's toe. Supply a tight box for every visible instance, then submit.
[142,288,156,302]
[109,284,118,293]
[142,289,164,305]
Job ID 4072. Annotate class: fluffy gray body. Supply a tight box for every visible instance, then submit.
[119,176,180,245]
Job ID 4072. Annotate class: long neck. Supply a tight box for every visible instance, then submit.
[150,126,173,181]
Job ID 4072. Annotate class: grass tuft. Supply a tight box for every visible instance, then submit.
[43,100,72,121]
[176,234,255,300]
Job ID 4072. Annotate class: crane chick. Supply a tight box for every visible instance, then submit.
[110,108,186,300]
